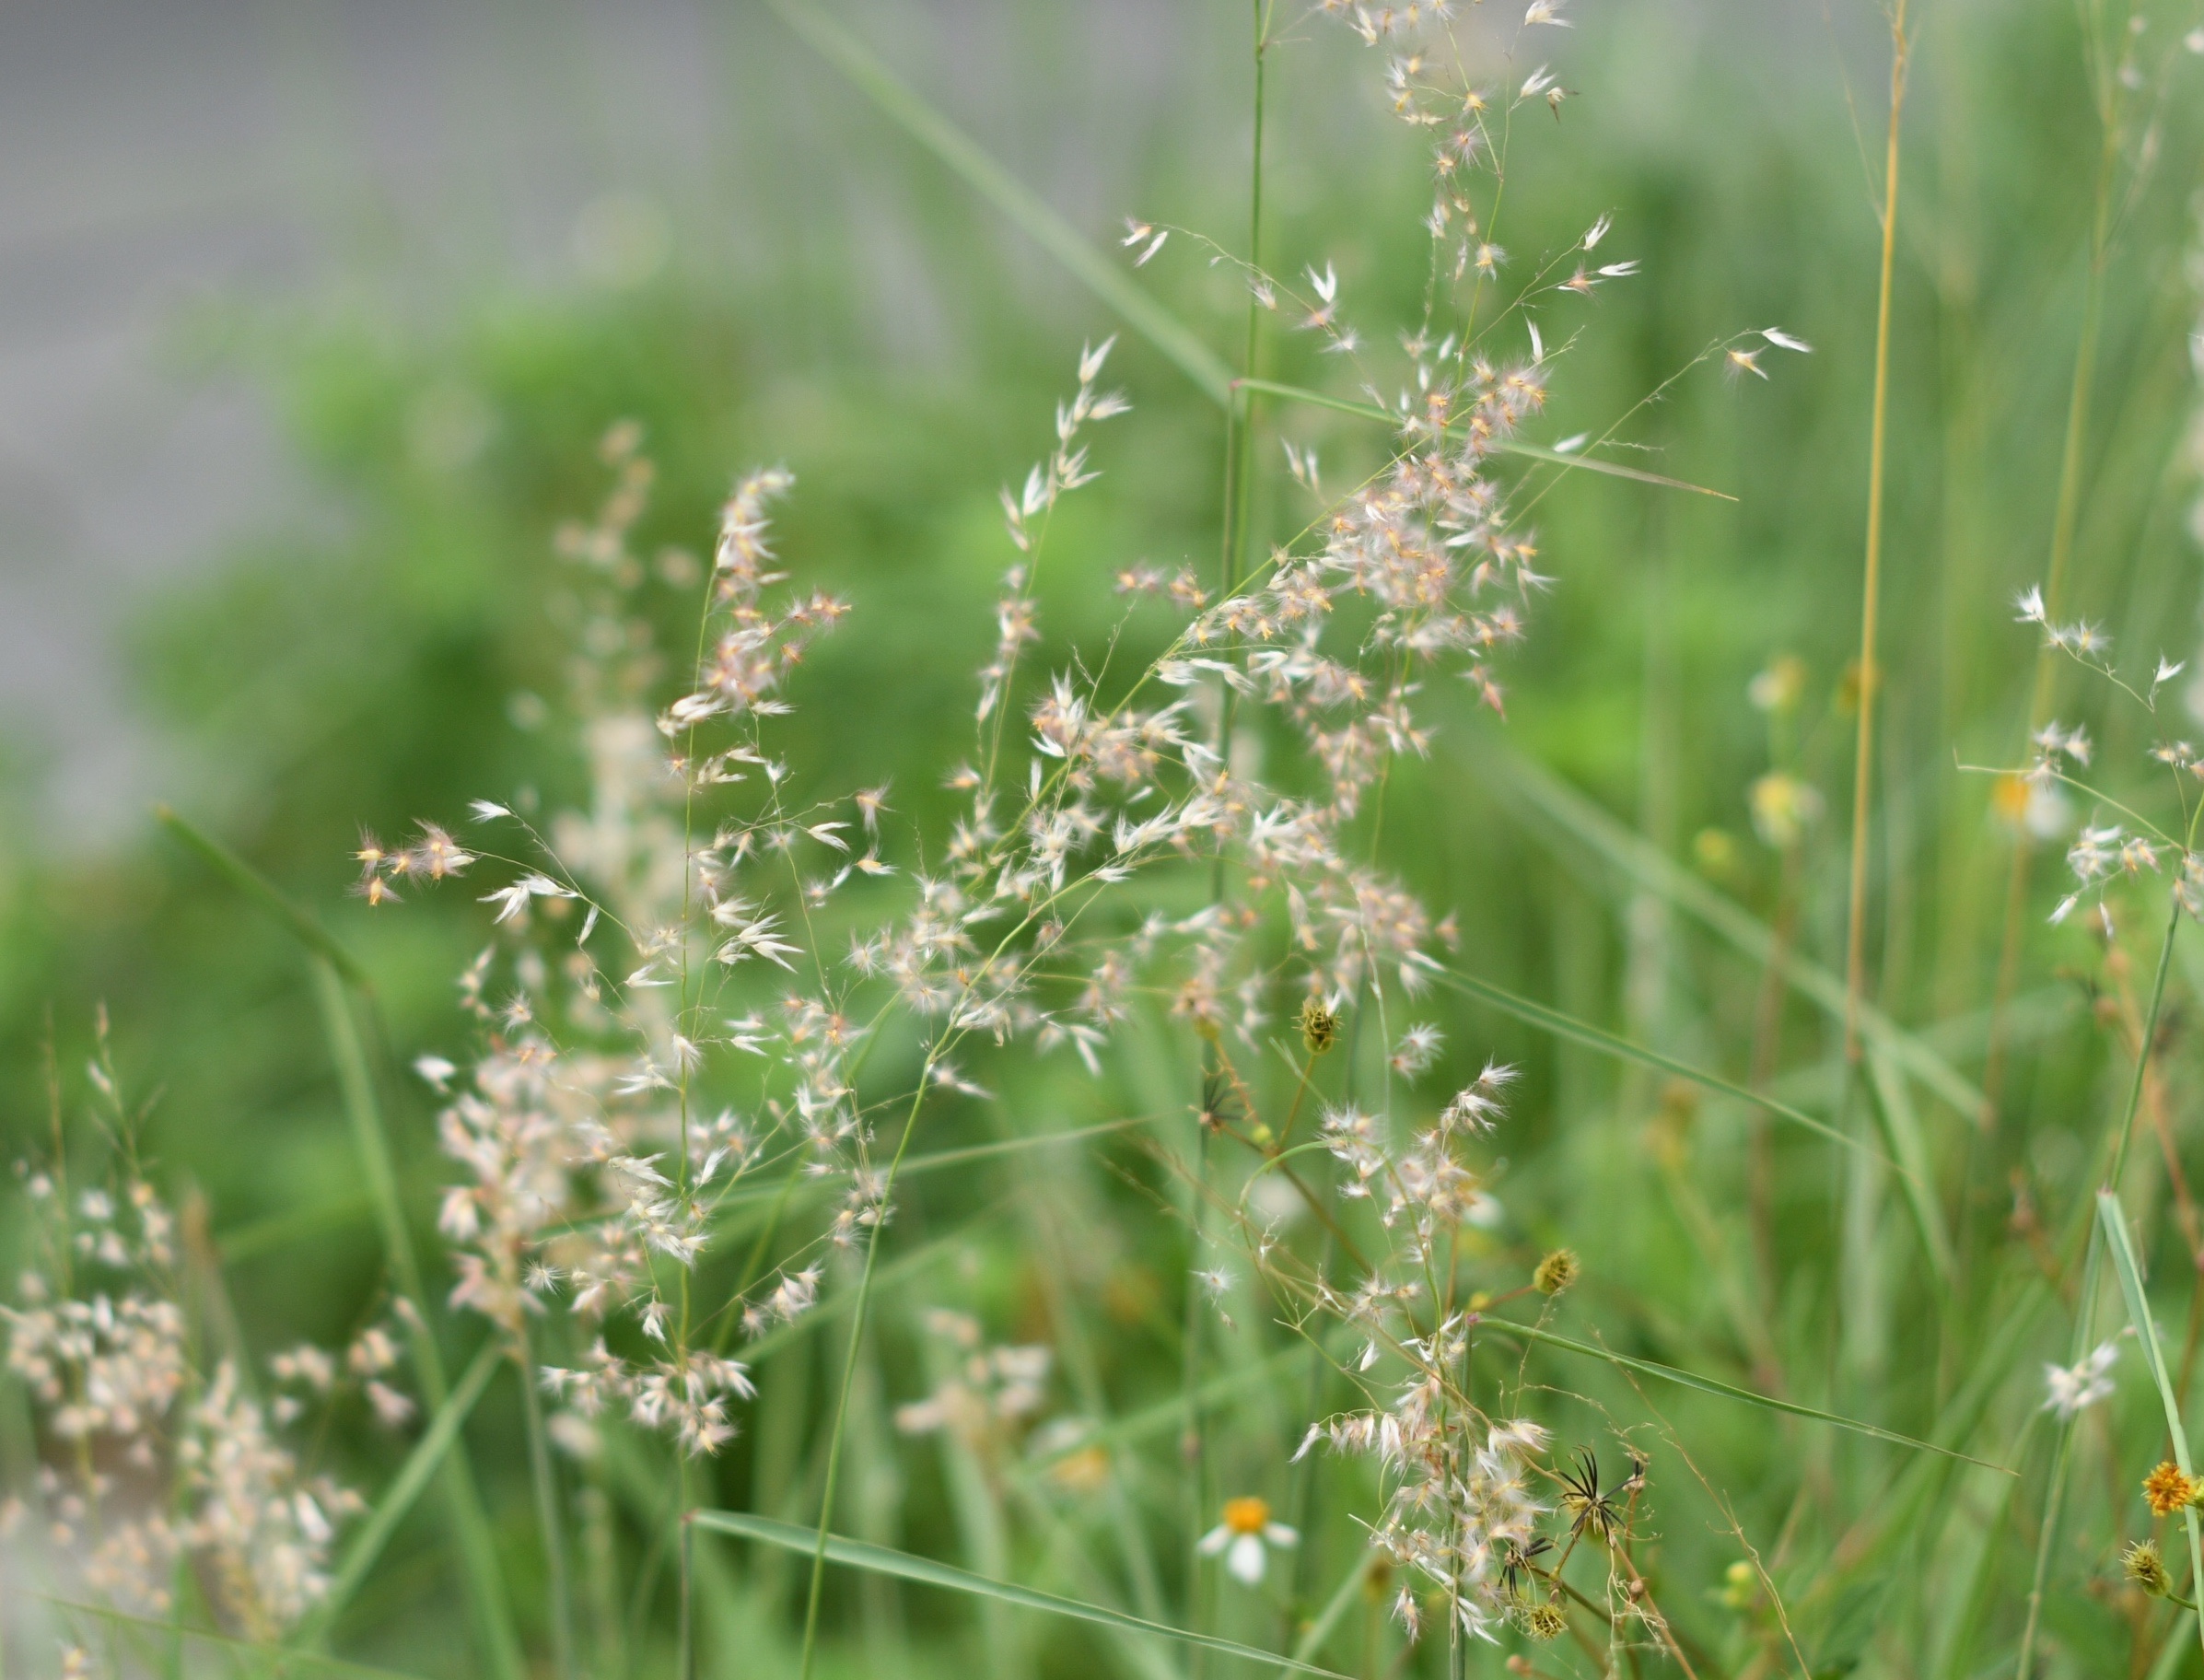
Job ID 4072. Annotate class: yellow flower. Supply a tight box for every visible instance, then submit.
[2144,1460,2199,1517]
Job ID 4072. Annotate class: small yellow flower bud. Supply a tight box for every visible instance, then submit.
[1522,1599,1567,1641]
[2125,1538,2172,1597]
[1533,1249,1580,1296]
[1300,998,1339,1056]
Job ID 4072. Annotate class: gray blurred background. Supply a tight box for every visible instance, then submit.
[1,0,1886,844]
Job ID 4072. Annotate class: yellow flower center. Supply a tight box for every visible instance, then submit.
[1223,1497,1272,1535]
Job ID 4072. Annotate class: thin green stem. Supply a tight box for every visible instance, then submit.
[1984,0,2124,1109]
[308,959,524,1680]
[2016,861,2190,1677]
[1841,0,1909,1066]
[514,1319,577,1680]
[797,1073,933,1679]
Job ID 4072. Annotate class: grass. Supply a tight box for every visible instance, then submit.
[3,2,2203,1678]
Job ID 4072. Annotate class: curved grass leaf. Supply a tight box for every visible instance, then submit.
[1481,1318,2012,1471]
[2097,1190,2204,1662]
[692,1511,1354,1677]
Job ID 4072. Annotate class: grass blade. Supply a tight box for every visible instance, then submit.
[309,958,524,1680]
[1283,1554,1370,1674]
[1235,379,1735,498]
[215,1192,376,1262]
[158,807,524,1680]
[1866,1048,1956,1288]
[1012,1347,1308,1480]
[43,1596,437,1680]
[2097,1190,2204,1661]
[303,1338,504,1642]
[693,1511,1355,1677]
[1482,748,1989,1120]
[740,1217,972,1365]
[762,0,1233,405]
[157,805,373,990]
[1480,1318,2011,1471]
[1435,964,1904,1174]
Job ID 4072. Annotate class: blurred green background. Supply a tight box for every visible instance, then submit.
[3,0,2201,1674]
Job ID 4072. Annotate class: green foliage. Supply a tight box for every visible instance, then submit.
[4,1,2202,1676]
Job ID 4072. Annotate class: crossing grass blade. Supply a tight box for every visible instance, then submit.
[692,1511,1357,1677]
[761,0,1234,406]
[1435,964,1906,1174]
[43,1595,440,1680]
[2097,1189,2204,1662]
[301,1338,505,1645]
[156,808,524,1680]
[156,805,375,990]
[1866,1048,1956,1288]
[1479,747,1991,1119]
[1011,1346,1308,1479]
[1480,1318,2012,1470]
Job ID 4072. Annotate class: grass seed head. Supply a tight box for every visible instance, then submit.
[1534,1248,1580,1295]
[2126,1538,2173,1597]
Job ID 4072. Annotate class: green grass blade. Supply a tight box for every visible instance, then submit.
[740,1219,970,1365]
[158,806,523,1680]
[693,1511,1355,1677]
[42,1596,437,1680]
[1012,1348,1308,1479]
[1435,965,1905,1175]
[1865,1049,1956,1288]
[1284,1555,1370,1674]
[1235,379,1735,498]
[1482,748,1990,1119]
[1480,1318,2011,1470]
[308,957,523,1680]
[215,1192,377,1262]
[2097,1190,2204,1661]
[763,0,1233,405]
[157,805,374,990]
[301,1338,504,1646]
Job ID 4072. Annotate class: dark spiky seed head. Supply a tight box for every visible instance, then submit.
[1534,1249,1580,1296]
